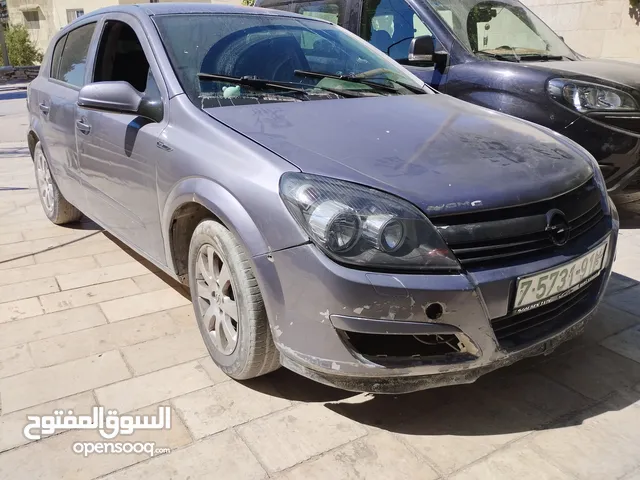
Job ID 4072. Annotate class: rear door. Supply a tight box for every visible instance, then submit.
[35,21,98,209]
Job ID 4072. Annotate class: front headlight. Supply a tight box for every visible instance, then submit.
[280,173,460,272]
[547,79,638,112]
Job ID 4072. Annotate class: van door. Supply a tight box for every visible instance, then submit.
[358,0,445,87]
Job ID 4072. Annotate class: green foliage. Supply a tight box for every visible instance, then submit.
[242,0,256,6]
[631,0,639,9]
[0,23,43,66]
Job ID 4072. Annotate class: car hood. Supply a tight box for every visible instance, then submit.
[525,59,640,91]
[205,94,593,216]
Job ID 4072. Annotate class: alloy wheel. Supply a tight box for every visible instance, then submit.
[35,148,54,213]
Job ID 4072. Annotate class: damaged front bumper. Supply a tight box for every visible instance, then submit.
[252,218,618,394]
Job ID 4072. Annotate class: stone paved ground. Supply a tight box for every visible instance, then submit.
[1,87,640,480]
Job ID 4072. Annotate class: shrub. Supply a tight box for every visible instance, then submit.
[0,23,43,66]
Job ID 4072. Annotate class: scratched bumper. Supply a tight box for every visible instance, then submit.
[251,213,617,394]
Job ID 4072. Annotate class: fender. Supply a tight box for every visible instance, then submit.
[161,176,270,272]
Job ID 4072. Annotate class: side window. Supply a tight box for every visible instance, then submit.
[93,21,159,96]
[55,23,96,87]
[50,34,67,79]
[297,3,341,24]
[360,0,435,62]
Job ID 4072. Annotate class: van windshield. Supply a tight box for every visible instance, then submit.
[153,13,430,107]
[424,0,577,61]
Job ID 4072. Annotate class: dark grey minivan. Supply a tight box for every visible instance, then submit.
[27,4,618,393]
[258,0,640,195]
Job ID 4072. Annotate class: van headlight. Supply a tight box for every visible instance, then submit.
[547,79,638,112]
[279,173,460,271]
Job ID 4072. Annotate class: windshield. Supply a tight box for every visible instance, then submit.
[424,0,577,60]
[153,13,430,107]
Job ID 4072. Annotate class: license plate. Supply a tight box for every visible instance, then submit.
[513,238,609,314]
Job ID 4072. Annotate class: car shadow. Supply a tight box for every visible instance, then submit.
[617,200,640,229]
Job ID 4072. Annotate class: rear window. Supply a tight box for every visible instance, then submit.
[296,2,342,24]
[54,22,96,87]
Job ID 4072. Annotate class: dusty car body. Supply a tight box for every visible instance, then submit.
[27,3,618,393]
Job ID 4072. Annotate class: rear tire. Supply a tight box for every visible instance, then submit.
[33,142,82,225]
[188,219,280,380]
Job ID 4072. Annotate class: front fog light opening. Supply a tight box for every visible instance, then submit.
[362,214,406,253]
[308,200,361,253]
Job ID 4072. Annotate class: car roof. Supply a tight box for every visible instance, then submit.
[82,3,306,20]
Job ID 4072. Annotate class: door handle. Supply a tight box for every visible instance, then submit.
[38,103,50,115]
[76,119,91,135]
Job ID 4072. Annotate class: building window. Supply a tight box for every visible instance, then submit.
[66,9,84,24]
[23,10,40,30]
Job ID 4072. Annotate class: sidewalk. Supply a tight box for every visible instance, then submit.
[1,94,640,479]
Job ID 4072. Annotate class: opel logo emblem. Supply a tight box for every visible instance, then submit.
[545,209,570,246]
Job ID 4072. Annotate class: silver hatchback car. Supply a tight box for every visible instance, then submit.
[27,4,617,393]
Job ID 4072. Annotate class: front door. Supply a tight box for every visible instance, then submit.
[76,15,168,264]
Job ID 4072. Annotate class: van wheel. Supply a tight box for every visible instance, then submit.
[188,219,280,379]
[33,142,82,225]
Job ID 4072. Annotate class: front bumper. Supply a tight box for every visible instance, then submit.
[253,213,618,394]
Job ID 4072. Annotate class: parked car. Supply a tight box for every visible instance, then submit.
[257,0,640,196]
[27,4,618,393]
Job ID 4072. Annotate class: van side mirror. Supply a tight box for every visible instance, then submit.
[78,81,163,123]
[408,35,435,63]
[408,35,448,71]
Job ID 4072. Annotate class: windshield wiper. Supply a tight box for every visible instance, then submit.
[294,69,400,94]
[197,73,309,95]
[475,51,520,62]
[197,72,363,99]
[517,54,566,61]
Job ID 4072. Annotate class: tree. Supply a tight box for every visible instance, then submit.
[0,23,43,66]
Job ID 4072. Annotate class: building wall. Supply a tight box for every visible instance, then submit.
[523,0,640,62]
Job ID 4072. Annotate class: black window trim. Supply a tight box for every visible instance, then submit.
[48,21,98,91]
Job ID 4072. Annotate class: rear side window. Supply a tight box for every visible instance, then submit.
[54,23,96,87]
[296,2,342,24]
[50,34,67,79]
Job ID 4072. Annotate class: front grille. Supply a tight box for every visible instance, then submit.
[431,177,606,268]
[492,275,603,350]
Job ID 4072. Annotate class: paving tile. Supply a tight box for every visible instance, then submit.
[0,392,96,452]
[0,305,107,350]
[94,250,137,267]
[531,401,640,479]
[0,255,35,271]
[580,303,640,344]
[172,380,291,439]
[0,277,59,303]
[237,403,368,473]
[196,356,231,384]
[121,330,207,375]
[33,234,121,264]
[29,310,194,367]
[95,361,213,414]
[0,403,192,480]
[605,285,640,317]
[0,350,131,413]
[0,219,53,236]
[0,232,94,262]
[99,288,190,323]
[39,278,141,313]
[101,430,267,480]
[56,261,151,290]
[132,273,171,292]
[0,255,97,287]
[539,345,640,400]
[450,440,571,480]
[0,344,34,378]
[0,297,44,324]
[601,324,640,364]
[167,304,195,324]
[282,431,438,480]
[605,273,639,295]
[22,223,99,241]
[0,232,23,246]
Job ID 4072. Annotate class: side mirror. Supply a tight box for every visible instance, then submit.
[408,35,435,63]
[78,81,163,122]
[408,35,448,71]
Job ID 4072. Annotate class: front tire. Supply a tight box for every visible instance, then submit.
[188,219,280,380]
[33,142,82,225]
